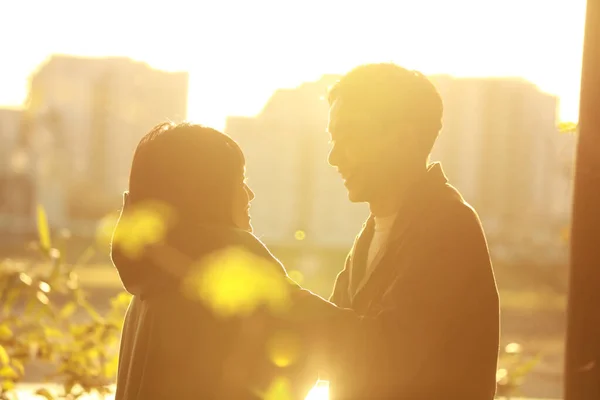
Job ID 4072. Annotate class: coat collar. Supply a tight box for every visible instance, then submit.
[350,162,449,307]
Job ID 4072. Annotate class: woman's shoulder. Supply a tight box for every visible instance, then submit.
[224,229,288,274]
[228,229,272,255]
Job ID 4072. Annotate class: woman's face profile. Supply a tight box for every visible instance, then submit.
[231,168,255,232]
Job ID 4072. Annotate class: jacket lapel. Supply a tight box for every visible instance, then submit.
[351,163,449,310]
[347,217,374,302]
[352,215,406,302]
[351,205,420,310]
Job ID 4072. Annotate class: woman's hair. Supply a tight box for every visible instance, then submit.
[127,122,245,226]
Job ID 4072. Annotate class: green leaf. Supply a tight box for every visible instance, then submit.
[49,257,62,283]
[104,356,119,379]
[69,324,88,337]
[0,324,13,341]
[111,292,132,308]
[35,388,55,400]
[514,354,542,377]
[43,326,64,339]
[59,302,77,320]
[74,246,96,267]
[63,379,75,395]
[2,289,20,314]
[0,345,9,365]
[11,358,24,376]
[80,300,104,323]
[558,121,578,133]
[37,204,52,251]
[0,365,17,379]
[1,379,15,391]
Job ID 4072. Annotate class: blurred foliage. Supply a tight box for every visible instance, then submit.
[1,204,546,400]
[495,342,541,399]
[0,206,131,400]
[1,203,310,399]
[558,121,578,134]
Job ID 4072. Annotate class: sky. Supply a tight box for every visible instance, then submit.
[0,0,587,131]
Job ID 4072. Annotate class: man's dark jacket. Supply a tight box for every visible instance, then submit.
[322,163,500,399]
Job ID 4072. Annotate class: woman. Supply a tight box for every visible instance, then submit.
[111,122,318,399]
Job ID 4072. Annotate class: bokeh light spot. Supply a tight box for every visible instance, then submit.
[267,330,301,368]
[287,270,304,285]
[183,247,292,318]
[294,230,306,241]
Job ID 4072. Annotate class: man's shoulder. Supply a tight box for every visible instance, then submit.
[405,183,495,284]
[412,182,490,257]
[432,183,483,230]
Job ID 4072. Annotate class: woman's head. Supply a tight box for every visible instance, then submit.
[127,122,255,231]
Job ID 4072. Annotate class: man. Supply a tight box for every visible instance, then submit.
[302,63,500,399]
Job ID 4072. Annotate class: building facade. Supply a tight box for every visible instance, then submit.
[24,55,188,228]
[0,108,24,176]
[430,76,575,261]
[0,108,34,234]
[226,74,574,263]
[226,74,369,249]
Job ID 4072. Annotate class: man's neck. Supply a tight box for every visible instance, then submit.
[369,198,402,218]
[369,166,428,218]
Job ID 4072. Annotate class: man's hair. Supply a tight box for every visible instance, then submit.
[128,122,245,224]
[328,63,443,156]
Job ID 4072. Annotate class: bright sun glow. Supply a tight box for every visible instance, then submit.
[0,0,587,130]
[305,381,330,400]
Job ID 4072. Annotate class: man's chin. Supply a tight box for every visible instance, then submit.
[344,178,373,203]
[346,190,368,203]
[343,179,368,203]
[234,218,253,233]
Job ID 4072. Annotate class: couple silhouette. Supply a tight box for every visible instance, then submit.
[111,63,500,400]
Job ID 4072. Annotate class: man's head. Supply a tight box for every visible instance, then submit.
[327,63,443,205]
[128,122,255,231]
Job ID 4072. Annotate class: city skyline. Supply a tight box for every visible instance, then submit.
[225,73,574,260]
[0,56,575,260]
[0,55,189,231]
[0,3,593,398]
[0,0,587,130]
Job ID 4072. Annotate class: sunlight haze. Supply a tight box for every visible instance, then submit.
[0,0,586,129]
[0,1,591,398]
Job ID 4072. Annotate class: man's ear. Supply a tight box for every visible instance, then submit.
[396,125,420,156]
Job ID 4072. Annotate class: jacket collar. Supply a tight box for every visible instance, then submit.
[350,162,449,306]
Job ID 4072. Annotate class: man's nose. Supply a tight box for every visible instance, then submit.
[328,144,341,167]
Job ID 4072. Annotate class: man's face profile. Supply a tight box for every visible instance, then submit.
[327,97,393,203]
